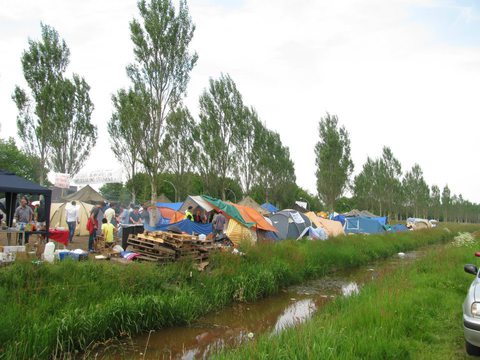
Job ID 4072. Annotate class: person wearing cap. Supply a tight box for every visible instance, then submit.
[185,206,194,221]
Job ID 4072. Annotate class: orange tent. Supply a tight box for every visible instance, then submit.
[231,203,278,232]
[169,211,186,223]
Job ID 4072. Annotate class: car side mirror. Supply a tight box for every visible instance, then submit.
[465,264,479,276]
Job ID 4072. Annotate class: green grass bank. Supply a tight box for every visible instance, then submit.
[215,230,480,359]
[1,224,478,359]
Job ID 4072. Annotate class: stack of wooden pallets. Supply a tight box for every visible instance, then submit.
[127,231,215,263]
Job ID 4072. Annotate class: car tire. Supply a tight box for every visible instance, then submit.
[466,341,480,356]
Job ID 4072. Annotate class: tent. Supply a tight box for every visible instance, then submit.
[226,219,257,245]
[201,196,254,228]
[0,169,52,233]
[391,224,409,232]
[297,226,328,241]
[304,212,345,237]
[238,196,269,216]
[63,185,105,204]
[180,196,215,213]
[343,209,378,217]
[269,210,312,240]
[333,214,346,225]
[50,201,94,236]
[406,218,431,230]
[156,202,183,211]
[157,194,172,203]
[261,202,278,213]
[231,204,277,233]
[344,216,386,234]
[144,219,212,235]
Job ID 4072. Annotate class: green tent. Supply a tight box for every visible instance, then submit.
[201,195,254,228]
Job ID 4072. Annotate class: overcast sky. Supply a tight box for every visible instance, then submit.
[1,0,479,201]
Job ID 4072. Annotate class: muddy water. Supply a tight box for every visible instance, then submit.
[102,249,428,359]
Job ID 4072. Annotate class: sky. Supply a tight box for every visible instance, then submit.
[1,0,480,201]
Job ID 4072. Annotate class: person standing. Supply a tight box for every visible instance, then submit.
[212,211,227,236]
[90,202,104,238]
[194,209,205,223]
[101,218,115,246]
[184,206,194,221]
[15,196,33,244]
[104,204,116,224]
[65,201,80,244]
[129,206,142,224]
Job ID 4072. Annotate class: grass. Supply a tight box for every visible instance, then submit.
[215,230,480,359]
[0,224,478,359]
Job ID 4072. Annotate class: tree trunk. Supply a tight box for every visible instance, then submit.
[150,177,157,227]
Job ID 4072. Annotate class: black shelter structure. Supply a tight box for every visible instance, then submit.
[0,169,52,235]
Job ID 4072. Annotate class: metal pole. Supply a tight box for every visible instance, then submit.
[225,188,237,203]
[162,180,177,202]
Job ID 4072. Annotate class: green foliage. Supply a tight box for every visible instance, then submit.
[13,23,96,183]
[99,183,131,204]
[315,113,353,211]
[0,138,48,183]
[354,147,403,217]
[1,226,478,358]
[403,164,430,218]
[163,107,198,201]
[108,88,145,201]
[295,186,322,212]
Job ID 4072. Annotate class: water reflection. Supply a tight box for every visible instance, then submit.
[98,249,426,360]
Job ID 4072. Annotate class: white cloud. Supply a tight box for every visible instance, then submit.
[1,0,479,201]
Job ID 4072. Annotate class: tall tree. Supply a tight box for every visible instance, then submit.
[198,74,245,199]
[126,0,198,223]
[430,185,441,220]
[163,107,197,201]
[12,23,70,185]
[108,88,146,202]
[441,185,451,222]
[49,75,96,175]
[315,113,353,210]
[234,107,262,195]
[403,164,429,218]
[377,147,403,218]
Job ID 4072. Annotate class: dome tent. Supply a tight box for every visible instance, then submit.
[50,201,94,236]
[269,210,312,240]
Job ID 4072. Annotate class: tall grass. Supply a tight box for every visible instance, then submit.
[215,231,478,359]
[0,224,478,359]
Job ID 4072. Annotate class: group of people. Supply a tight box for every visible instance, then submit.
[184,206,227,235]
[12,196,47,243]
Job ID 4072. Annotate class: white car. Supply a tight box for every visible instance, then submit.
[463,261,480,355]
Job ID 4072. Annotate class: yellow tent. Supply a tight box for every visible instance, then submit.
[305,212,345,237]
[50,201,94,236]
[225,219,257,246]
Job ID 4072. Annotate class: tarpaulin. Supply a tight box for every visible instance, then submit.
[143,219,213,235]
[201,195,254,228]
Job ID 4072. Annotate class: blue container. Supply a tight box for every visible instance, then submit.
[58,251,72,261]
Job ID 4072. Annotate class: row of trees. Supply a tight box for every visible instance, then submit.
[8,0,478,223]
[315,115,480,222]
[107,0,297,218]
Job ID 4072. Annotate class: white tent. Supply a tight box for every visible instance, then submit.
[50,201,94,236]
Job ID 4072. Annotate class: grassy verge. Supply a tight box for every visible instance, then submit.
[0,224,478,359]
[215,231,479,359]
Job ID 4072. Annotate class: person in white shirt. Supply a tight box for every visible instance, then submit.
[104,205,116,224]
[65,201,80,243]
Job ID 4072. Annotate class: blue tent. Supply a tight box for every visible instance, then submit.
[333,214,346,225]
[156,202,183,211]
[261,202,279,213]
[344,216,386,234]
[391,224,409,232]
[372,216,388,226]
[143,219,212,235]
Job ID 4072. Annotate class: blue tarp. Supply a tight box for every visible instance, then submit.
[156,202,183,211]
[333,214,346,225]
[344,216,386,234]
[261,203,278,213]
[143,219,213,235]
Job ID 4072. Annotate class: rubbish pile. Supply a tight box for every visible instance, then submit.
[127,230,215,263]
